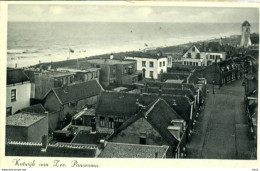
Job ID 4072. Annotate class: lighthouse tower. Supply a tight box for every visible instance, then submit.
[240,20,252,47]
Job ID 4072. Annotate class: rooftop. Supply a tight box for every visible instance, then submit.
[7,69,30,85]
[57,67,100,73]
[165,80,184,84]
[86,59,136,65]
[126,52,167,59]
[6,112,46,127]
[96,91,192,121]
[71,130,111,144]
[37,71,75,78]
[48,80,103,105]
[99,142,169,158]
[20,104,46,113]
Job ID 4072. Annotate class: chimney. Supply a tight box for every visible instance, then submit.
[167,126,181,141]
[110,53,114,60]
[100,139,106,149]
[171,119,185,132]
[41,135,48,151]
[90,117,96,134]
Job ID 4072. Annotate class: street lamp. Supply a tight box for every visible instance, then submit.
[212,81,215,94]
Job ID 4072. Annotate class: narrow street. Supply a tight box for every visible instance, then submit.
[186,79,256,159]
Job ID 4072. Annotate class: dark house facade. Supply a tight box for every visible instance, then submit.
[43,80,103,131]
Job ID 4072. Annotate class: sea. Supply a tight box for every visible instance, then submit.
[7,22,259,68]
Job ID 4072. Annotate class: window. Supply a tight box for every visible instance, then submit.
[139,133,147,145]
[163,61,165,66]
[108,118,114,129]
[192,47,195,51]
[196,53,200,59]
[160,62,162,67]
[142,61,146,67]
[100,116,105,127]
[184,61,186,65]
[11,89,16,102]
[150,71,154,78]
[6,107,12,116]
[187,53,191,58]
[149,61,154,68]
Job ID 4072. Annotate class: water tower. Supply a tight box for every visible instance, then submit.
[240,20,252,47]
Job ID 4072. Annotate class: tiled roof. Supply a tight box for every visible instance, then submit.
[97,91,192,121]
[20,104,46,113]
[50,80,102,104]
[6,112,46,127]
[147,87,195,101]
[71,130,111,144]
[99,142,169,158]
[142,94,192,121]
[111,98,183,148]
[145,98,182,146]
[146,81,197,95]
[7,69,30,85]
[96,91,140,116]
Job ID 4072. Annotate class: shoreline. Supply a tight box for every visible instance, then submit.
[8,33,242,69]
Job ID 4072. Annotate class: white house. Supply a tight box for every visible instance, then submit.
[6,69,31,116]
[125,52,168,79]
[182,45,226,67]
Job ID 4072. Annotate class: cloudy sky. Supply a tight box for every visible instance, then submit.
[8,5,259,23]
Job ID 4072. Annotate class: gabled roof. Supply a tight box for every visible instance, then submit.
[96,91,140,116]
[97,91,192,121]
[111,98,183,148]
[7,69,30,85]
[20,104,46,113]
[142,94,192,121]
[46,80,103,105]
[147,87,195,101]
[98,142,169,158]
[145,98,182,147]
[146,81,197,94]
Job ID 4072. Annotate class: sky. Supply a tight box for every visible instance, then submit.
[8,5,259,23]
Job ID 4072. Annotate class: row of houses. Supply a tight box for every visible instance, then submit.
[6,64,207,158]
[244,72,258,155]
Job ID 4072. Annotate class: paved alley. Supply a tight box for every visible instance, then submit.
[186,79,256,159]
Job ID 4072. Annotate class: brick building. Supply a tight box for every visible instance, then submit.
[84,58,138,87]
